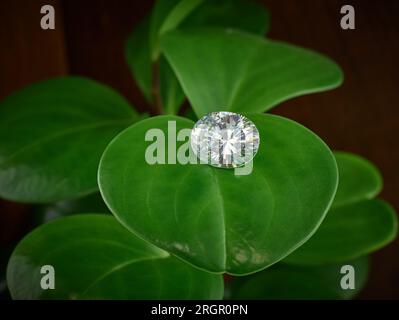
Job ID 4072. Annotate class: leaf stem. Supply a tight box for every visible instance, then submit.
[151,60,163,115]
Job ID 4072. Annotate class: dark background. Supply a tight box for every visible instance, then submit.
[0,0,398,299]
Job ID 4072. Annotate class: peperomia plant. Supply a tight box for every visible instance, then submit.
[1,0,397,300]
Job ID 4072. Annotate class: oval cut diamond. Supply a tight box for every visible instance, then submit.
[190,112,260,168]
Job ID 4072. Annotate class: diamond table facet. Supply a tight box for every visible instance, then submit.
[190,112,260,168]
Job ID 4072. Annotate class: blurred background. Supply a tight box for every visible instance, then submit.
[0,0,398,299]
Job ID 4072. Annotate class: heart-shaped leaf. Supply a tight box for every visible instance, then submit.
[7,214,223,299]
[284,152,397,265]
[161,28,343,117]
[228,256,368,300]
[98,114,338,275]
[0,77,139,203]
[126,0,269,114]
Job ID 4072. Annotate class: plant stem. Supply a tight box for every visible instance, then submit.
[151,60,163,115]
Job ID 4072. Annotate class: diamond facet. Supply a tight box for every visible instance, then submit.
[190,112,260,168]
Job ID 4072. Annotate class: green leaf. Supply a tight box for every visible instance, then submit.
[34,193,110,224]
[0,77,138,203]
[98,114,338,275]
[126,0,270,114]
[332,151,382,208]
[179,0,269,34]
[160,57,187,115]
[126,6,188,113]
[7,214,223,299]
[284,152,396,265]
[126,16,153,102]
[157,0,205,56]
[149,0,182,60]
[228,256,369,300]
[161,28,343,117]
[284,199,397,265]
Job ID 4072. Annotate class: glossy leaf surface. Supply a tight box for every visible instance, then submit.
[161,28,343,117]
[332,152,382,208]
[7,214,223,299]
[0,77,138,203]
[98,114,338,274]
[285,152,397,265]
[126,0,269,114]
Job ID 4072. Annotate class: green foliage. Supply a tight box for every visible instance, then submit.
[1,0,397,300]
[161,28,342,117]
[126,0,269,114]
[7,214,223,299]
[284,152,397,265]
[98,114,337,274]
[332,152,382,207]
[228,256,369,300]
[0,77,139,203]
[179,0,269,34]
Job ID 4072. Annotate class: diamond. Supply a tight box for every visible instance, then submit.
[190,112,260,168]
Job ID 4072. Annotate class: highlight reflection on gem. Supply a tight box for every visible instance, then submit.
[190,112,260,168]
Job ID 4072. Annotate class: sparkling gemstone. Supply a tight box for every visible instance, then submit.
[190,112,260,168]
